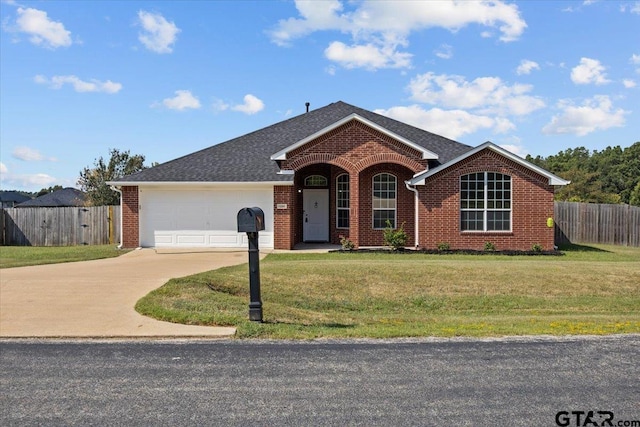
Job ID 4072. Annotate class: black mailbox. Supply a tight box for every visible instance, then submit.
[237,207,265,233]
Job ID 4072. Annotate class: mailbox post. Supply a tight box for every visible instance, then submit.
[237,207,265,322]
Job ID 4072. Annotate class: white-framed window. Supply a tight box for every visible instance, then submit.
[336,174,349,229]
[373,173,396,229]
[304,175,327,187]
[460,172,511,232]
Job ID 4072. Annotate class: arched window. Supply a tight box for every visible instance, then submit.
[336,174,349,228]
[304,175,327,187]
[460,172,511,231]
[372,173,396,229]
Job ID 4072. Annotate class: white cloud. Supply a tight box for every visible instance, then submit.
[0,164,57,195]
[232,94,265,115]
[623,79,637,88]
[516,59,540,75]
[0,165,58,189]
[155,90,201,111]
[34,74,122,93]
[137,10,180,54]
[11,7,72,49]
[631,54,640,73]
[620,2,640,13]
[542,95,627,136]
[269,0,526,70]
[211,99,229,113]
[571,57,611,85]
[375,105,510,140]
[12,146,57,162]
[434,44,453,59]
[324,41,411,70]
[408,72,545,116]
[499,143,528,158]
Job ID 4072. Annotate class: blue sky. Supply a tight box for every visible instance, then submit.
[1,0,638,192]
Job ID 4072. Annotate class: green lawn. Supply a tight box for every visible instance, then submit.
[136,244,640,339]
[0,245,128,268]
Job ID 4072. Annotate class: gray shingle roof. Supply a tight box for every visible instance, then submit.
[112,101,473,184]
[16,188,86,207]
[0,191,32,204]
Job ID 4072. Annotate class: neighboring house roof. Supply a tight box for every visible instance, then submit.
[409,142,571,186]
[15,188,87,207]
[108,101,473,185]
[0,191,32,205]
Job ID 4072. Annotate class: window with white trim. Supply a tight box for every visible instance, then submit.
[373,173,396,229]
[336,174,349,229]
[460,172,511,231]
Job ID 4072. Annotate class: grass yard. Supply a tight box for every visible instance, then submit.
[0,245,128,268]
[136,244,640,339]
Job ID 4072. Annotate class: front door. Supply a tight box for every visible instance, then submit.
[303,189,329,242]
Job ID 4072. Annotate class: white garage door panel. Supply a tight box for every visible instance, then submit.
[140,188,274,248]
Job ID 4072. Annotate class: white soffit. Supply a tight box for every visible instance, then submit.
[270,114,439,161]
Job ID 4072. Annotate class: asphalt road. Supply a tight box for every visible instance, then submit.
[1,336,638,426]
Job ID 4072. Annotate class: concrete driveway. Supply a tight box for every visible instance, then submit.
[0,249,256,338]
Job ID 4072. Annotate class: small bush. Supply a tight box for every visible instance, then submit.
[340,236,355,250]
[532,244,543,252]
[484,242,496,252]
[437,242,450,251]
[383,220,407,251]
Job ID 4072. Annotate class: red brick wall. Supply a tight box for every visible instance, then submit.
[417,150,556,251]
[274,120,423,248]
[121,186,139,248]
[358,164,416,247]
[273,185,296,250]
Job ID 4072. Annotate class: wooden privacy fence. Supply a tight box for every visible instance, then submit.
[2,202,638,247]
[0,206,121,246]
[554,202,640,247]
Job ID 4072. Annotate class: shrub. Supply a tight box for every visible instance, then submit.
[437,242,450,251]
[383,221,407,251]
[484,241,496,252]
[532,244,543,252]
[340,236,355,250]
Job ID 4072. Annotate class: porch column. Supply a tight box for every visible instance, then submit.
[349,173,360,247]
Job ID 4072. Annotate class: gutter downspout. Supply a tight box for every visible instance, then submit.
[110,186,123,249]
[405,181,419,248]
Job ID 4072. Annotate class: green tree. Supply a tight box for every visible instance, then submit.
[78,148,147,206]
[528,142,639,205]
[36,185,64,197]
[630,182,640,207]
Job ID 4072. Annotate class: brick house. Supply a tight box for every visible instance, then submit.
[108,101,568,251]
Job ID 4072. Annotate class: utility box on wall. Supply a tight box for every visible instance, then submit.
[237,207,265,233]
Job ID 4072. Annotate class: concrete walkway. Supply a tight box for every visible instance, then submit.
[0,249,259,338]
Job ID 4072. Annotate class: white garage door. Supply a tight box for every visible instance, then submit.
[139,187,274,248]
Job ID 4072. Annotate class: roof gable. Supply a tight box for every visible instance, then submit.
[270,114,439,161]
[409,142,570,186]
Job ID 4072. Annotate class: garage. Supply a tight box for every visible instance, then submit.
[138,186,274,248]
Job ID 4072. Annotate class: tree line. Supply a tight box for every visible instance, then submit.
[526,142,640,206]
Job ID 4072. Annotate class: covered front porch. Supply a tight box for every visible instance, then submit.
[272,162,418,250]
